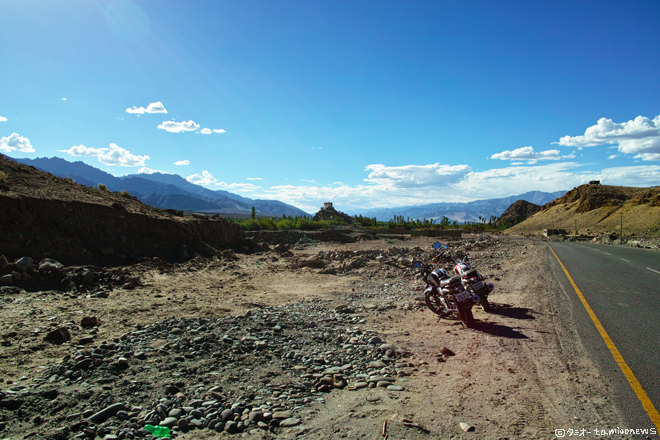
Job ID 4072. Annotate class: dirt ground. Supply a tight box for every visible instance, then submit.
[0,234,630,439]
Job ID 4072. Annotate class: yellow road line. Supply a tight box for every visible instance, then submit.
[546,243,660,430]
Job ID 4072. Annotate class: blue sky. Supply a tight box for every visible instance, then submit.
[1,0,659,213]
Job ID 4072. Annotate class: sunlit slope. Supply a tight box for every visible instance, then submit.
[504,185,660,237]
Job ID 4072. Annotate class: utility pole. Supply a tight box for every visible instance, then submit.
[575,219,577,236]
[620,212,623,240]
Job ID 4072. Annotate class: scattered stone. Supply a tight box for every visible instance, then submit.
[15,256,33,271]
[0,274,12,286]
[38,258,64,272]
[87,403,126,424]
[272,411,293,420]
[460,422,475,432]
[298,257,324,268]
[44,327,71,345]
[159,417,178,428]
[81,316,99,327]
[441,347,455,356]
[221,249,237,259]
[280,418,301,427]
[0,255,8,269]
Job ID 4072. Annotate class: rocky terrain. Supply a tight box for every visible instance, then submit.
[505,184,660,238]
[0,234,628,439]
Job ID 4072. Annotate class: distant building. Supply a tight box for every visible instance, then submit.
[323,202,334,210]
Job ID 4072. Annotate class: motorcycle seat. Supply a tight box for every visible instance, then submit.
[462,269,478,279]
[440,276,461,288]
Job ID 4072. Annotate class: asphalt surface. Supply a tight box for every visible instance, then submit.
[545,240,660,433]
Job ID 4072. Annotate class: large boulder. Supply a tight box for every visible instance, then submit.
[15,257,33,271]
[38,258,64,272]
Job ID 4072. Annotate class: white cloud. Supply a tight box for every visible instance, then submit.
[199,128,226,134]
[60,143,148,167]
[157,120,200,133]
[557,115,660,161]
[62,98,66,101]
[215,182,259,192]
[0,116,7,122]
[300,179,316,183]
[138,167,168,174]
[490,146,564,161]
[253,161,660,213]
[364,163,470,188]
[0,133,34,152]
[633,153,660,161]
[98,144,149,167]
[246,177,262,180]
[186,170,217,186]
[608,155,618,160]
[126,101,167,114]
[59,145,105,157]
[174,160,189,166]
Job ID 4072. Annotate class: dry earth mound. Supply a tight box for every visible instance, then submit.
[0,154,247,267]
[496,200,541,226]
[504,183,660,237]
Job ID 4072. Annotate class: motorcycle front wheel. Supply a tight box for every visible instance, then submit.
[457,302,475,328]
[425,291,445,316]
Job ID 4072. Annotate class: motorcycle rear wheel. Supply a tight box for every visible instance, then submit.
[457,302,475,328]
[480,296,491,313]
[425,291,445,316]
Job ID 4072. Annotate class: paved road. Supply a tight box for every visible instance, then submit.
[546,240,660,431]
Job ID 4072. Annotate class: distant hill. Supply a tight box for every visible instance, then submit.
[505,184,660,237]
[496,200,541,226]
[351,190,567,223]
[11,157,309,217]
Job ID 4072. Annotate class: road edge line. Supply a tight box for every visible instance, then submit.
[546,243,660,429]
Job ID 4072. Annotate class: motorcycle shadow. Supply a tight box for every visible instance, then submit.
[489,303,535,320]
[472,320,529,339]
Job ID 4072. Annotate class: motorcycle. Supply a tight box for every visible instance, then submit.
[453,255,495,312]
[415,242,480,328]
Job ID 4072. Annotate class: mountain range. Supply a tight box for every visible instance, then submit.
[10,156,310,217]
[8,156,567,222]
[346,190,567,223]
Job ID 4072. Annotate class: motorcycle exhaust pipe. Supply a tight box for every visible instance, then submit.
[472,295,481,303]
[487,283,494,293]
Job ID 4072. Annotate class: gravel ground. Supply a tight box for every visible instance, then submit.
[0,234,629,439]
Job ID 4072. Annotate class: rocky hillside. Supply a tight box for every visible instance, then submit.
[0,154,249,267]
[313,204,354,224]
[504,184,660,237]
[496,200,541,226]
